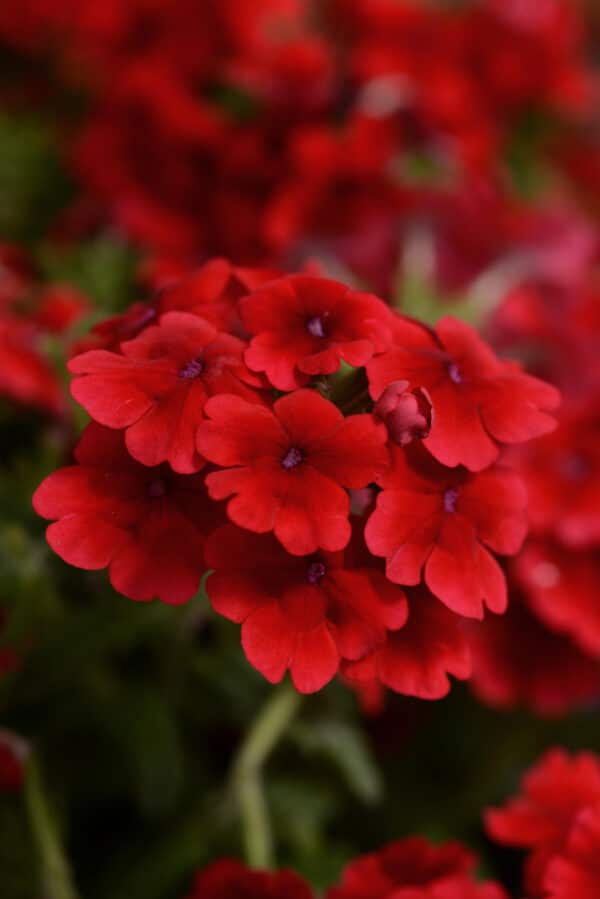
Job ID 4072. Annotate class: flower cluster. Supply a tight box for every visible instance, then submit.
[487,748,600,898]
[34,266,558,697]
[0,0,597,296]
[184,838,508,899]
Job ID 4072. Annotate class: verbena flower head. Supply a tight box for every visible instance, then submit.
[34,264,559,698]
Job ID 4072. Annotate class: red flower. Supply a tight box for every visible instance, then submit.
[33,423,213,604]
[514,540,600,659]
[467,597,600,716]
[485,749,600,895]
[158,258,278,335]
[69,311,264,473]
[365,444,528,618]
[241,275,392,391]
[367,316,560,471]
[184,859,314,899]
[205,523,407,693]
[326,836,507,899]
[545,803,600,899]
[342,587,472,700]
[0,317,64,415]
[77,301,160,355]
[197,389,388,555]
[515,401,600,548]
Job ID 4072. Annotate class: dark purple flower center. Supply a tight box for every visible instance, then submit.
[306,315,327,339]
[306,561,327,585]
[281,446,304,470]
[447,362,462,384]
[179,357,204,379]
[443,487,460,513]
[147,478,167,498]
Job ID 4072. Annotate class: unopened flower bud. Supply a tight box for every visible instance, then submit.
[375,380,433,446]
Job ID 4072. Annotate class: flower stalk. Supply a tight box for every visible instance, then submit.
[25,755,80,899]
[231,680,302,869]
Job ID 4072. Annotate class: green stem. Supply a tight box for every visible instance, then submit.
[25,756,80,899]
[231,680,302,869]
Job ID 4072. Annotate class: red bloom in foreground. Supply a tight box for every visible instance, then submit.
[205,523,407,693]
[367,316,560,471]
[198,390,388,555]
[33,424,213,604]
[69,311,263,473]
[342,587,472,700]
[241,275,392,390]
[184,859,313,899]
[485,749,600,895]
[545,803,600,899]
[326,836,507,899]
[365,445,527,618]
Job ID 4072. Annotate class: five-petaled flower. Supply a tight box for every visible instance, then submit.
[367,316,560,471]
[365,444,528,618]
[33,423,214,604]
[242,274,393,390]
[197,389,388,555]
[69,311,264,473]
[205,522,407,693]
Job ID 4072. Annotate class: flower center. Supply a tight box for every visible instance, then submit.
[306,561,327,585]
[147,478,167,498]
[281,446,304,470]
[179,357,204,379]
[447,362,462,384]
[443,487,459,513]
[306,315,327,339]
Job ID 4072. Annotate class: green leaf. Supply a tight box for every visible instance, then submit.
[291,720,383,805]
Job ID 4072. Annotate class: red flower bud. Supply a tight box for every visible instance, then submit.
[374,380,432,446]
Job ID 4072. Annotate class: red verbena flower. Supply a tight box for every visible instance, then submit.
[197,389,388,555]
[342,586,472,700]
[241,274,393,390]
[0,317,64,415]
[184,858,314,899]
[33,423,213,604]
[326,836,508,899]
[515,400,600,548]
[365,444,528,618]
[367,315,560,471]
[205,522,407,693]
[485,749,600,895]
[467,597,600,717]
[69,311,264,473]
[158,257,278,335]
[545,803,600,899]
[514,540,600,659]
